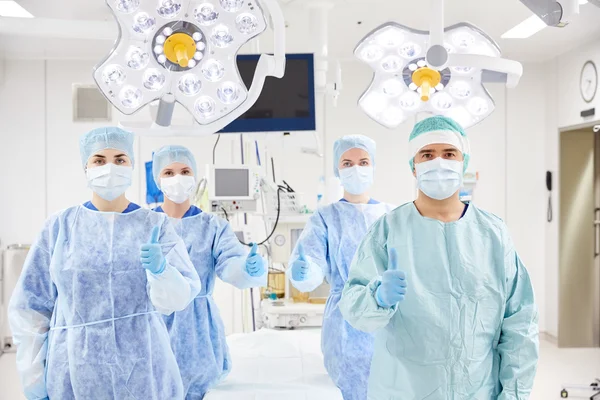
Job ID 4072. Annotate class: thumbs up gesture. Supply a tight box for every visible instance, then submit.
[291,243,310,282]
[245,243,265,277]
[375,248,407,308]
[140,226,166,274]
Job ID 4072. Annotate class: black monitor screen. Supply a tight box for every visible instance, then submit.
[218,53,316,133]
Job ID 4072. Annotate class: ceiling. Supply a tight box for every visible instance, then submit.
[1,0,600,62]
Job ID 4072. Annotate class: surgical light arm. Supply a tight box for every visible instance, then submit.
[519,0,580,27]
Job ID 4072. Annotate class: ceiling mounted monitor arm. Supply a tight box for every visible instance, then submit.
[519,0,581,27]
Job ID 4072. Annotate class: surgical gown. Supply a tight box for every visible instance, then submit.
[156,205,267,399]
[8,204,201,400]
[287,199,394,400]
[339,203,539,400]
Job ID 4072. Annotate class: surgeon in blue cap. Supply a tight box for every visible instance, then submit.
[287,135,395,400]
[340,116,539,399]
[152,145,267,399]
[9,127,200,400]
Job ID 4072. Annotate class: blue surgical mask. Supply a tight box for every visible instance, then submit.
[339,166,374,195]
[416,158,463,200]
[86,163,133,201]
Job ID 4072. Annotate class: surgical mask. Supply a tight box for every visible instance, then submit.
[339,166,374,195]
[160,175,196,204]
[86,163,133,201]
[415,158,463,200]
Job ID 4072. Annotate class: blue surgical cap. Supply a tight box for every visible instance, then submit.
[79,127,135,168]
[152,145,198,188]
[408,115,470,171]
[333,135,376,177]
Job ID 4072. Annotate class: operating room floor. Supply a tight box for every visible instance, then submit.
[0,336,598,400]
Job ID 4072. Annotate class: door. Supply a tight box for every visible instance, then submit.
[559,128,600,348]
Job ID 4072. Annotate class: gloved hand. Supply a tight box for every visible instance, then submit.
[375,248,407,308]
[140,226,166,274]
[245,243,265,277]
[291,243,309,281]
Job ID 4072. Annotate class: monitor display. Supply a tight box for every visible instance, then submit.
[215,169,250,197]
[218,53,316,133]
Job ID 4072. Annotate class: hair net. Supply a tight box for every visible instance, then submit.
[408,115,470,171]
[79,127,135,168]
[333,135,376,177]
[152,145,198,188]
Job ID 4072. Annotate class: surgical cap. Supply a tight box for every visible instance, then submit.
[152,145,198,188]
[333,135,376,177]
[79,127,135,168]
[408,115,470,171]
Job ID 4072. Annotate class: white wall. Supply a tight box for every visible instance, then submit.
[0,57,550,333]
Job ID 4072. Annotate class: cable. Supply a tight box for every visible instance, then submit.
[239,187,284,247]
[221,207,229,222]
[212,134,221,164]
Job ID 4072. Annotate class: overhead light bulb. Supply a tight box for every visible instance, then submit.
[211,25,234,48]
[157,0,181,19]
[179,74,202,96]
[119,86,143,108]
[195,96,216,119]
[202,59,225,82]
[126,46,149,70]
[398,42,421,59]
[115,0,140,14]
[449,81,472,99]
[381,56,403,72]
[360,45,384,63]
[195,3,219,25]
[432,92,453,110]
[218,81,242,104]
[236,13,259,34]
[102,65,126,85]
[143,69,166,91]
[382,79,404,97]
[132,12,156,34]
[398,91,419,110]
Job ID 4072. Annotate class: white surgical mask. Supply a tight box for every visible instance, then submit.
[339,166,374,195]
[161,175,196,204]
[86,163,133,201]
[416,158,463,200]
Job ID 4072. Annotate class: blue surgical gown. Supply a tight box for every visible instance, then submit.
[287,199,395,400]
[339,202,539,400]
[156,205,267,399]
[8,203,201,400]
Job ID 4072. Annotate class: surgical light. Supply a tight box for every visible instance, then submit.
[355,13,522,129]
[94,0,286,134]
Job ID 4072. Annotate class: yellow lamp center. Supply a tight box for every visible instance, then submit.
[163,33,197,68]
[411,67,442,102]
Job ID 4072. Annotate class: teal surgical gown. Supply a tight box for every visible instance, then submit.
[156,206,267,399]
[9,204,201,400]
[339,202,539,400]
[287,199,395,400]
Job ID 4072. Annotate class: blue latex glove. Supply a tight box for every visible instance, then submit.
[140,226,166,274]
[291,243,309,281]
[245,243,265,277]
[375,248,407,308]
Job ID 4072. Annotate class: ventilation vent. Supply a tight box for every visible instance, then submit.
[73,84,112,122]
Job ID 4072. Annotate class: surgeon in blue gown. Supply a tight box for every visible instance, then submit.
[8,127,201,400]
[340,116,539,400]
[286,135,395,400]
[152,145,268,399]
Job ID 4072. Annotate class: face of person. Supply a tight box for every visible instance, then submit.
[412,143,463,176]
[87,148,132,169]
[160,162,194,179]
[339,148,372,171]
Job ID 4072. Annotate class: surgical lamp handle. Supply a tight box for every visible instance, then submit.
[447,54,524,88]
